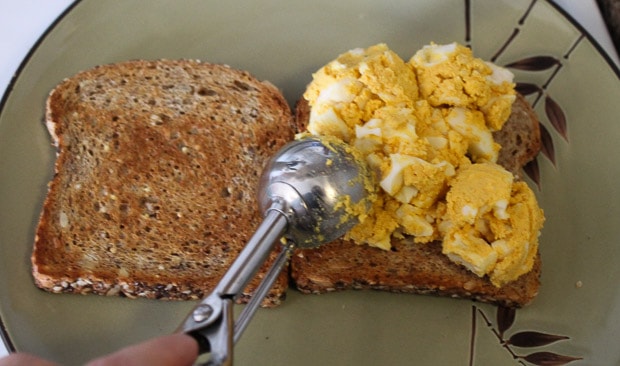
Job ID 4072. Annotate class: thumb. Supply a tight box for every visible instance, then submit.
[86,333,199,366]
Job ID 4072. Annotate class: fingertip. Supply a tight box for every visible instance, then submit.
[86,333,200,366]
[0,353,59,366]
[168,333,200,358]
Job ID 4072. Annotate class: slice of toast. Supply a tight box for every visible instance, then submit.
[291,94,542,308]
[32,60,294,305]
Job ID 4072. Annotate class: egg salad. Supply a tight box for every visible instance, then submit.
[301,42,544,287]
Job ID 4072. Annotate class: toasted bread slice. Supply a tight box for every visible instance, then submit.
[291,94,542,307]
[33,60,294,305]
[493,93,542,177]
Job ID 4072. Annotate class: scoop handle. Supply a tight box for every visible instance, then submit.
[234,240,292,342]
[178,205,288,364]
[212,207,288,299]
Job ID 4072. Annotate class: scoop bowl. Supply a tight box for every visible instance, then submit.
[258,136,376,248]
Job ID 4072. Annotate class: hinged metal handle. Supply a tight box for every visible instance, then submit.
[177,208,289,365]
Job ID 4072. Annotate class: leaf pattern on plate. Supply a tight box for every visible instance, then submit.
[497,306,516,338]
[516,82,543,97]
[505,56,561,71]
[539,124,556,165]
[520,351,583,366]
[544,95,569,142]
[523,157,541,190]
[506,33,583,170]
[508,331,570,348]
[502,56,568,186]
[496,25,580,186]
[470,305,583,366]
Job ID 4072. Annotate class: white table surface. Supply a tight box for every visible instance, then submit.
[0,0,618,360]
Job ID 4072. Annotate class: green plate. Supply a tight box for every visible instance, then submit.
[1,0,618,364]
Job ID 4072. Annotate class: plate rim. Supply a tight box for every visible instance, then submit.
[0,0,80,354]
[546,0,619,78]
[1,0,618,357]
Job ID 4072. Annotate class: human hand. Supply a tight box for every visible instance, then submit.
[0,333,198,366]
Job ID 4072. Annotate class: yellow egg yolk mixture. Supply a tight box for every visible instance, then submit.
[301,42,544,287]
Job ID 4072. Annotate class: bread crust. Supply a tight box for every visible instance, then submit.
[493,93,542,178]
[291,238,540,308]
[290,95,542,307]
[33,60,294,305]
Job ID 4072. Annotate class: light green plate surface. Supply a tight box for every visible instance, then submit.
[1,1,619,365]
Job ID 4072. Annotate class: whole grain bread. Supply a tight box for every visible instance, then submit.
[32,60,294,305]
[291,94,542,307]
[492,93,542,177]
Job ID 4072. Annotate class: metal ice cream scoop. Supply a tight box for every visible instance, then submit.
[178,136,376,365]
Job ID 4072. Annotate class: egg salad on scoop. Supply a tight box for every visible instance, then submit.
[301,42,544,287]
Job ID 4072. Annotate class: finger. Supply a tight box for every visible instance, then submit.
[0,353,59,366]
[86,333,198,366]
